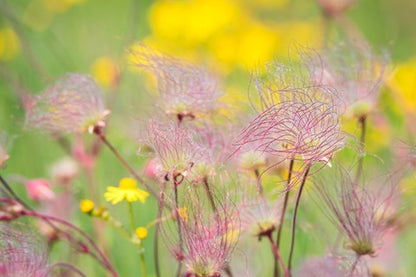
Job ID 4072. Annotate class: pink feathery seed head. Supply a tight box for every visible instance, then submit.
[239,195,282,239]
[137,119,197,181]
[25,179,55,202]
[130,45,222,120]
[24,73,110,135]
[235,94,344,166]
[313,167,399,258]
[315,0,356,17]
[311,40,390,118]
[161,185,239,277]
[0,223,50,277]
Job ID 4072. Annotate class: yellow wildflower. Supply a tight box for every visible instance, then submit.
[80,199,94,213]
[104,177,149,205]
[0,27,20,61]
[91,56,119,88]
[135,227,148,240]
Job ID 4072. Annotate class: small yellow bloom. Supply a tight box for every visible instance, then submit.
[104,177,149,205]
[135,227,148,240]
[80,199,94,213]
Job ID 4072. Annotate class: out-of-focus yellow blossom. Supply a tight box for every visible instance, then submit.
[104,177,149,205]
[245,0,289,9]
[275,21,323,57]
[0,28,20,61]
[80,199,95,213]
[149,0,242,47]
[91,57,119,88]
[135,227,148,240]
[237,23,278,69]
[388,58,416,115]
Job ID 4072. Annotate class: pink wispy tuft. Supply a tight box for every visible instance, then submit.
[235,92,344,166]
[0,223,49,277]
[161,185,239,277]
[130,45,222,120]
[313,167,400,257]
[24,73,110,134]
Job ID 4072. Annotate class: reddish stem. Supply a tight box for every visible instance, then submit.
[287,166,310,275]
[94,130,157,198]
[20,210,118,277]
[266,233,289,277]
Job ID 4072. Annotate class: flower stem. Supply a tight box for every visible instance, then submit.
[20,210,118,277]
[274,159,294,277]
[174,182,183,277]
[355,115,367,183]
[128,202,135,233]
[266,233,289,277]
[94,130,157,198]
[127,202,147,277]
[287,165,310,275]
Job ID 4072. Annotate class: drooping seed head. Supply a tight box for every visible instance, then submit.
[311,40,389,118]
[235,93,344,166]
[24,73,110,134]
[0,223,50,277]
[161,184,239,277]
[313,167,399,257]
[130,45,222,120]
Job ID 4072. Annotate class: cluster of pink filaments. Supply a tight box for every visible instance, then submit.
[24,73,109,134]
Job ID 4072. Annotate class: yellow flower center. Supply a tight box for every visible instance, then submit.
[119,177,137,190]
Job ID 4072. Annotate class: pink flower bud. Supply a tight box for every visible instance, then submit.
[25,179,55,201]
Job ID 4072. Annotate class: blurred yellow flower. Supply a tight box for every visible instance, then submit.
[0,27,20,61]
[91,57,119,88]
[237,23,278,69]
[388,58,416,115]
[104,177,149,205]
[80,199,95,213]
[149,0,242,47]
[135,227,148,240]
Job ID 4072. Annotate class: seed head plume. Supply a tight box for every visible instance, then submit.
[24,73,110,134]
[160,183,239,277]
[130,45,222,120]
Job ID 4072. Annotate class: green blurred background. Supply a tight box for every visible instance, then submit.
[1,0,416,276]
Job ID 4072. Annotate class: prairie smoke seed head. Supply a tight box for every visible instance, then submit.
[130,45,222,119]
[161,186,239,276]
[104,177,149,205]
[236,98,344,165]
[0,224,50,277]
[314,167,398,257]
[312,40,389,117]
[24,73,110,134]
